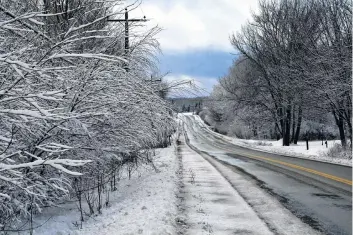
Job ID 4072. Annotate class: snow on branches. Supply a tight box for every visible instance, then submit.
[0,0,174,231]
[210,0,351,146]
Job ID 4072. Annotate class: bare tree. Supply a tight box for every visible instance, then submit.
[208,0,351,147]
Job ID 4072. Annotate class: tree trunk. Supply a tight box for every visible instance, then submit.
[338,120,346,148]
[343,95,352,147]
[294,106,302,144]
[283,104,291,146]
[291,105,296,143]
[275,122,281,140]
[333,110,346,148]
[346,117,352,147]
[279,107,286,145]
[348,125,352,148]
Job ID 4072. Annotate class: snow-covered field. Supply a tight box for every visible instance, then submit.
[193,115,352,166]
[13,147,179,235]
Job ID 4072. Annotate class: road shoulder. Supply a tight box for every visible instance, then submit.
[176,136,274,235]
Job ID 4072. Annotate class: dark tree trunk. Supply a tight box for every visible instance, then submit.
[291,105,296,143]
[275,122,281,140]
[294,106,302,144]
[343,95,352,147]
[345,117,352,147]
[283,105,291,146]
[348,125,352,148]
[333,110,346,148]
[279,107,286,145]
[253,125,258,138]
[338,120,346,148]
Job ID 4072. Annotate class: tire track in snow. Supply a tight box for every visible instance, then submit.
[177,134,274,235]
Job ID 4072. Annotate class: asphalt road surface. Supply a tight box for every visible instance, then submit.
[183,115,352,235]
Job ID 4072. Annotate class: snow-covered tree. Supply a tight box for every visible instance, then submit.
[0,0,175,231]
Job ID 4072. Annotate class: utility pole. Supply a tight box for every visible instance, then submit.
[107,8,147,71]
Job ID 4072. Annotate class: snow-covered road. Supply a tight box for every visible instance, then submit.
[177,136,272,234]
[176,135,319,235]
[182,114,352,235]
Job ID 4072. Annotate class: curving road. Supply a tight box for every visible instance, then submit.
[183,115,352,235]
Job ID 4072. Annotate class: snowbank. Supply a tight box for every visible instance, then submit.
[229,139,351,166]
[193,115,352,166]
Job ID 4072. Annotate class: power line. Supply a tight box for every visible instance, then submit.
[107,8,148,72]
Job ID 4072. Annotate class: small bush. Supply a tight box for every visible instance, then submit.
[255,141,273,146]
[324,144,352,159]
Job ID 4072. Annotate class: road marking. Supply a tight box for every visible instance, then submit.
[241,153,352,186]
[199,141,352,186]
[186,120,352,186]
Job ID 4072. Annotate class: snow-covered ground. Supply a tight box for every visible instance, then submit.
[193,115,352,166]
[13,147,179,235]
[7,117,334,235]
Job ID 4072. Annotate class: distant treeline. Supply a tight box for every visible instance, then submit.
[169,97,206,113]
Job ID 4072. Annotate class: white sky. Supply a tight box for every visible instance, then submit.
[123,0,259,96]
[128,0,259,52]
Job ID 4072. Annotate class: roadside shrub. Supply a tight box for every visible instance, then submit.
[255,141,273,146]
[323,144,352,159]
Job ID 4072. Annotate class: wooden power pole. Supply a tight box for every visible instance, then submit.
[107,8,147,71]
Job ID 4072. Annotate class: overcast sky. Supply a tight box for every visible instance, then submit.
[128,0,258,96]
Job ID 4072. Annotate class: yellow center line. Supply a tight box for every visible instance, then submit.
[230,149,352,186]
[191,127,352,186]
